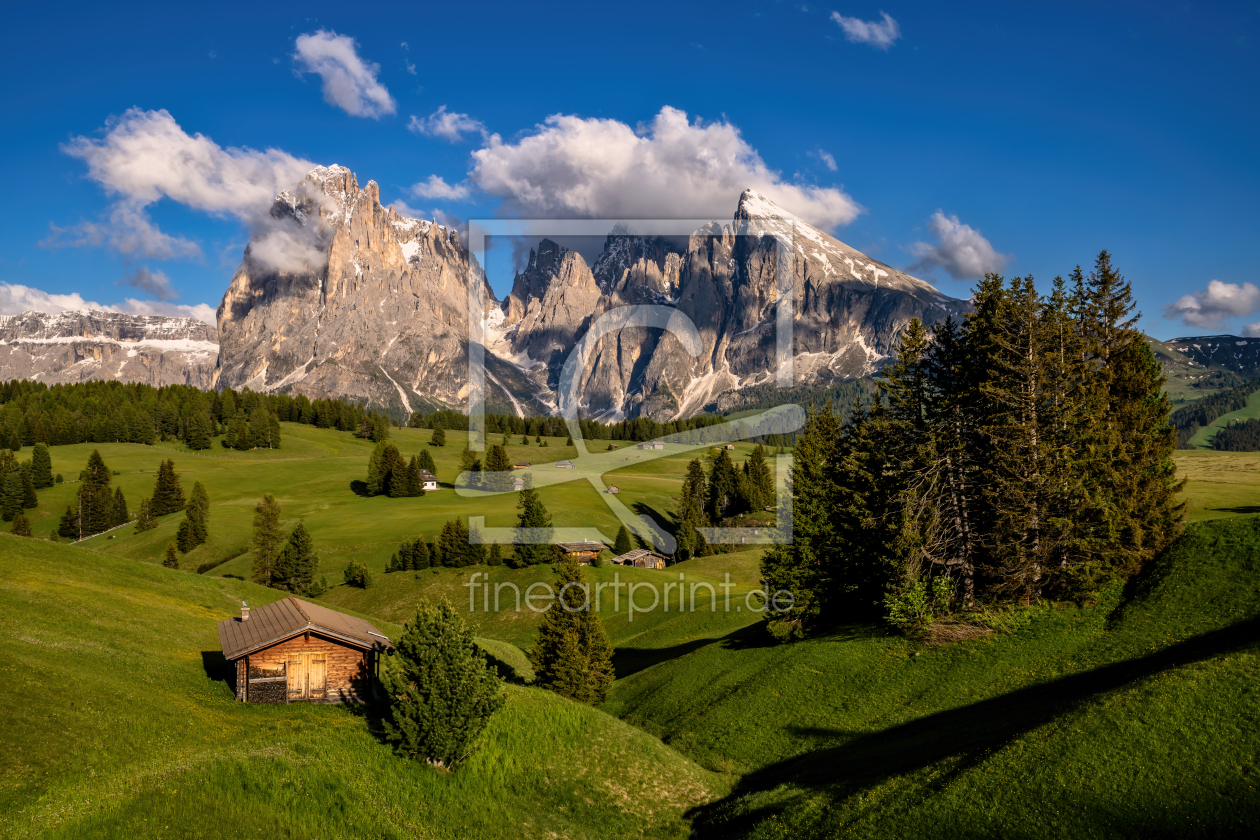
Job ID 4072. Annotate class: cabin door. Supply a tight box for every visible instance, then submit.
[285,654,327,701]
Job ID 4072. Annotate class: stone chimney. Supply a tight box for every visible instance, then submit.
[241,600,250,621]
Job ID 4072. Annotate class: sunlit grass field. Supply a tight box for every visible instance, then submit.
[4,422,1260,839]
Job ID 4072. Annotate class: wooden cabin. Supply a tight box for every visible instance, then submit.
[606,485,620,494]
[610,548,668,569]
[217,597,393,704]
[557,540,606,565]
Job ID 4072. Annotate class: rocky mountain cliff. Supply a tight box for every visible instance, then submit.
[215,165,495,414]
[215,167,971,419]
[0,310,217,388]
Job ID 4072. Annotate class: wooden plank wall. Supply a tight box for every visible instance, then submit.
[248,633,374,703]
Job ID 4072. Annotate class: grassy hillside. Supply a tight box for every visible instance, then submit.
[0,535,727,840]
[604,516,1260,838]
[1185,388,1260,449]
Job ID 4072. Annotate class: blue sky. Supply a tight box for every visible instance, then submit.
[0,1,1256,338]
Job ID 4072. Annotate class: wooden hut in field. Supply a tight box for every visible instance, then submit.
[217,597,393,704]
[557,540,607,565]
[610,548,668,569]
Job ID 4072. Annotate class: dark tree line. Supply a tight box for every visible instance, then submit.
[1212,417,1260,451]
[56,450,129,539]
[672,445,776,561]
[762,253,1185,641]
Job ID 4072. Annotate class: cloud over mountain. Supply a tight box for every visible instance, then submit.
[467,106,861,228]
[1165,279,1260,330]
[0,281,215,324]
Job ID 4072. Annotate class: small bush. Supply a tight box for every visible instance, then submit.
[55,474,63,484]
[343,561,373,589]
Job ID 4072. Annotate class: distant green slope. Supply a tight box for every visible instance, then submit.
[605,516,1260,839]
[0,536,727,840]
[1186,387,1260,449]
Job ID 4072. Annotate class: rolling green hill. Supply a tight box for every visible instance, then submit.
[0,535,727,840]
[604,516,1260,838]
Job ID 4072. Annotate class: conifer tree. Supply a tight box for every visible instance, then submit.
[675,458,710,561]
[11,512,31,537]
[251,494,284,586]
[112,486,128,525]
[513,487,553,566]
[275,522,319,593]
[613,524,634,556]
[163,541,180,569]
[20,462,38,509]
[150,459,185,516]
[706,450,739,523]
[134,498,156,533]
[742,445,774,511]
[417,448,436,474]
[431,422,446,447]
[31,443,52,488]
[58,505,78,539]
[388,552,400,573]
[529,556,615,703]
[487,542,503,566]
[412,537,431,569]
[380,600,504,767]
[484,444,512,492]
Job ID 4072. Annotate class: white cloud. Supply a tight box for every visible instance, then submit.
[0,282,215,325]
[810,148,838,171]
[1164,280,1260,330]
[292,30,396,119]
[908,210,1008,280]
[830,11,902,50]
[468,106,862,228]
[410,174,472,201]
[408,106,488,143]
[58,108,321,273]
[118,266,177,301]
[405,59,416,75]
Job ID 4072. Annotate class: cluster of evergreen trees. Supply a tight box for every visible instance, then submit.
[672,446,776,560]
[762,253,1184,641]
[1212,417,1260,451]
[1170,378,1260,449]
[387,523,508,571]
[365,442,436,496]
[1,444,48,529]
[56,451,129,540]
[249,494,323,595]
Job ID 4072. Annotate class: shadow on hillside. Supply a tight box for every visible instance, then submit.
[631,502,677,543]
[687,616,1260,839]
[1210,505,1260,514]
[483,650,533,685]
[613,637,724,679]
[349,480,371,497]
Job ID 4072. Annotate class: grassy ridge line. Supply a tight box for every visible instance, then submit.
[0,535,727,840]
[605,516,1260,838]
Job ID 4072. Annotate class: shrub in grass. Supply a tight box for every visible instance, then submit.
[381,600,504,768]
[11,512,31,537]
[343,561,373,589]
[162,541,179,569]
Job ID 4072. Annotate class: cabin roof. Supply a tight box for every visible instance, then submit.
[217,596,393,661]
[611,548,666,565]
[557,540,607,553]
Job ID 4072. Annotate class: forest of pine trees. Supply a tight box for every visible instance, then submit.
[1212,417,1260,451]
[761,253,1185,641]
[55,450,130,539]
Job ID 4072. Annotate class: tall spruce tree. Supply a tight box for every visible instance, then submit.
[706,450,739,523]
[134,497,156,533]
[513,487,553,566]
[1,471,23,522]
[150,459,185,516]
[529,556,615,704]
[275,522,319,594]
[31,443,53,488]
[251,494,284,586]
[613,524,634,556]
[675,458,710,561]
[163,541,180,569]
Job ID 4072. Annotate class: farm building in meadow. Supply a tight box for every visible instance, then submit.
[557,540,607,565]
[418,469,439,491]
[217,597,393,704]
[610,548,668,569]
[606,485,620,494]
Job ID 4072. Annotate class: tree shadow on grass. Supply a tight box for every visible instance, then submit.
[613,637,725,679]
[686,616,1260,839]
[1209,505,1260,514]
[349,479,371,497]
